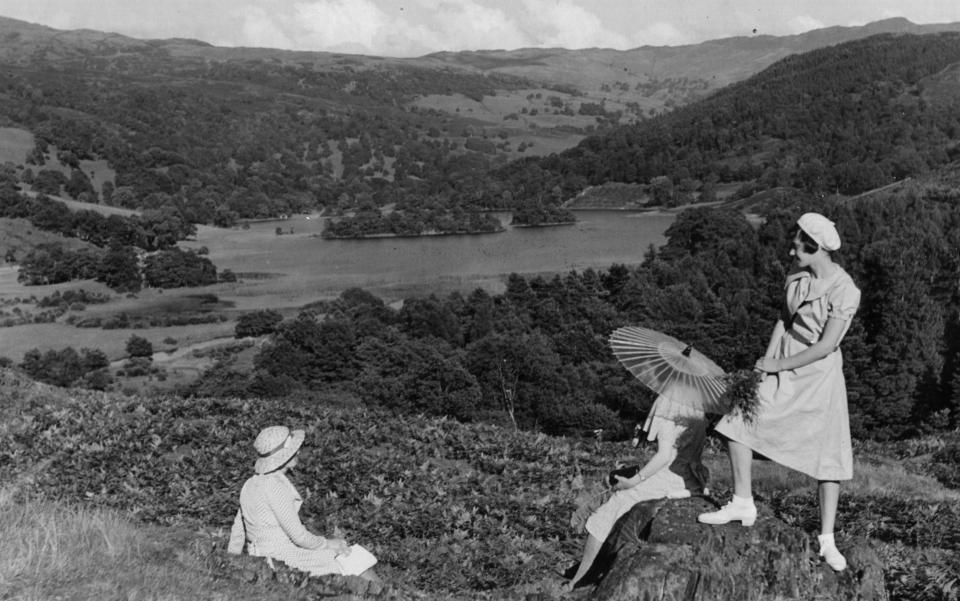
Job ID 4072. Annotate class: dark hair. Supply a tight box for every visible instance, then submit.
[789,225,820,254]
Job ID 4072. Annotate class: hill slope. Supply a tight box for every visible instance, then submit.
[2,367,958,600]
[497,32,960,207]
[1,15,960,224]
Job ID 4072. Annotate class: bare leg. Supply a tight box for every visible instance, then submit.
[565,534,603,590]
[728,439,753,498]
[818,480,839,534]
[360,567,381,582]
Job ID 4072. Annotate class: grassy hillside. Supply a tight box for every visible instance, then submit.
[1,368,957,600]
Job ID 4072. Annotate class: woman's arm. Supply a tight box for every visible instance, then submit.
[614,420,680,489]
[227,508,245,554]
[764,319,786,359]
[263,484,328,550]
[757,317,846,372]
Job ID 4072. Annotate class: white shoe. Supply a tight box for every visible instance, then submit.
[817,534,847,571]
[697,496,757,526]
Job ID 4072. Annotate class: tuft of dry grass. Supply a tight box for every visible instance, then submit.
[0,490,260,601]
[0,489,144,596]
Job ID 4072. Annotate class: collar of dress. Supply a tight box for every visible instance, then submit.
[784,267,845,303]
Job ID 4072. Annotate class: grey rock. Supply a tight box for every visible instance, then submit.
[582,496,886,601]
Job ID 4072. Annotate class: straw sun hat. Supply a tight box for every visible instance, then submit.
[253,426,305,474]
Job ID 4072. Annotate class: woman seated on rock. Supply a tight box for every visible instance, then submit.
[564,396,709,590]
[227,425,380,582]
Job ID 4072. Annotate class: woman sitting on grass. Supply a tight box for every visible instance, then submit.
[227,425,380,582]
[564,395,710,591]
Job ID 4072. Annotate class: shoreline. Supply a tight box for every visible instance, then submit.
[316,227,506,240]
[510,221,577,228]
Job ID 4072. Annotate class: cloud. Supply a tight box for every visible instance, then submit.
[632,22,691,47]
[430,0,530,51]
[787,15,827,35]
[520,0,630,49]
[237,6,295,49]
[291,0,390,53]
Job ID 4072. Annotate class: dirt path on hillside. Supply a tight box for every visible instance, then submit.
[109,336,261,370]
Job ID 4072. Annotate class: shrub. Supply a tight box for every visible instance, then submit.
[930,443,960,489]
[234,310,283,338]
[122,357,153,377]
[78,369,113,391]
[125,335,153,359]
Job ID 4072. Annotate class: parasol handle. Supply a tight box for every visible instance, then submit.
[681,345,693,357]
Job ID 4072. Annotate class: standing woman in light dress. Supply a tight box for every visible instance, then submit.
[227,425,380,581]
[698,213,861,571]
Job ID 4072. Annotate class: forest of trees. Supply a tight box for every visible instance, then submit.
[0,178,217,291]
[322,199,503,238]
[0,47,547,232]
[193,177,960,441]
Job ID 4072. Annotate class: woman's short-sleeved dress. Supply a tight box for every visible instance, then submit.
[585,399,709,541]
[715,266,861,481]
[227,472,377,576]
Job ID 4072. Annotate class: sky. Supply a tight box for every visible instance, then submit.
[1,0,959,58]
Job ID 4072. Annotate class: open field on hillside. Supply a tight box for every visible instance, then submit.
[0,127,33,164]
[0,127,117,196]
[0,218,98,261]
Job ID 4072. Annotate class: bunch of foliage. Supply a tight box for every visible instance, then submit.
[234,310,283,338]
[125,335,153,358]
[3,191,215,291]
[19,346,111,388]
[16,243,103,285]
[37,288,111,308]
[322,204,503,238]
[715,369,762,424]
[930,443,960,489]
[510,202,576,227]
[142,247,218,288]
[0,192,194,252]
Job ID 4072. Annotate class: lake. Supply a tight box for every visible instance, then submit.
[187,210,676,305]
[0,210,675,361]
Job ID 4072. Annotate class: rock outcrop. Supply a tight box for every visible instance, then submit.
[575,496,886,601]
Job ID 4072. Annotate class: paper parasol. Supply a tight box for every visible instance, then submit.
[608,326,726,412]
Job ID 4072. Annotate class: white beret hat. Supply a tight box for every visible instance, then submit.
[797,212,841,251]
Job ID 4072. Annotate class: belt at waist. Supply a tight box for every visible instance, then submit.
[787,328,814,346]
